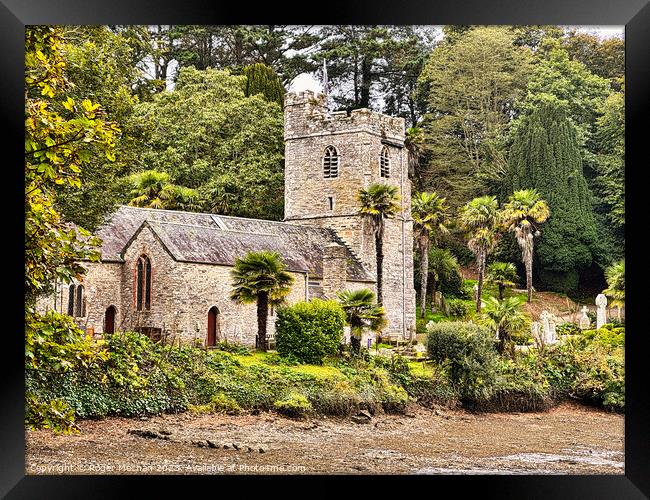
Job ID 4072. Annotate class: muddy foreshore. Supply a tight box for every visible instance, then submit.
[26,402,624,475]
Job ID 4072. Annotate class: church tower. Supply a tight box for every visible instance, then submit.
[283,90,416,339]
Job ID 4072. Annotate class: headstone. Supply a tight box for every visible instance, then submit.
[595,294,608,329]
[579,306,591,330]
[473,284,479,303]
[547,314,557,344]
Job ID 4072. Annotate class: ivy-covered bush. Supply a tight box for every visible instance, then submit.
[426,322,499,403]
[275,299,346,364]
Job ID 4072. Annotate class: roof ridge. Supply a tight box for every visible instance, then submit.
[148,219,279,237]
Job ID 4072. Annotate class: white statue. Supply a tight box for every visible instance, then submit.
[540,311,551,344]
[579,306,591,330]
[595,294,608,329]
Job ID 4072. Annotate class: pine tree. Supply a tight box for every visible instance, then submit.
[503,96,597,292]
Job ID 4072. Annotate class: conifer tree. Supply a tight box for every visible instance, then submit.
[503,96,597,291]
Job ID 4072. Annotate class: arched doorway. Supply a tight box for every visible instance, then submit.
[104,306,116,334]
[207,306,221,347]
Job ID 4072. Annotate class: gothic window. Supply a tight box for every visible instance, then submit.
[323,146,339,178]
[136,255,152,311]
[75,285,85,317]
[67,284,86,317]
[67,284,75,316]
[380,146,390,178]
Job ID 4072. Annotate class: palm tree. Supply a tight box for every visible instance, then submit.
[603,260,625,320]
[500,189,550,303]
[486,262,519,300]
[412,192,449,318]
[230,251,294,351]
[428,247,458,312]
[338,289,387,355]
[459,195,500,313]
[358,183,401,306]
[479,296,528,354]
[128,170,199,211]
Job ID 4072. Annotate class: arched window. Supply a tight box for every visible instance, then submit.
[323,146,339,178]
[136,255,152,311]
[68,284,75,316]
[380,146,390,178]
[75,285,85,317]
[67,284,86,317]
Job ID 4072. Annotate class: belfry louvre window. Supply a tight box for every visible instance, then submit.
[380,146,390,178]
[323,146,339,178]
[136,255,152,311]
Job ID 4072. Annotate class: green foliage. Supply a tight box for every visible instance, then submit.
[479,296,529,351]
[426,322,499,403]
[127,170,199,211]
[602,260,625,308]
[242,63,285,105]
[25,26,117,303]
[503,98,598,291]
[337,289,387,354]
[132,66,285,220]
[417,27,532,205]
[486,262,519,299]
[273,393,313,418]
[275,299,346,364]
[539,326,624,411]
[446,299,469,319]
[54,26,142,230]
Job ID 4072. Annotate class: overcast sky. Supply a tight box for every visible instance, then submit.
[289,25,624,93]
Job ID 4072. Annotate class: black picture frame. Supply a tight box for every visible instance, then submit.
[4,1,648,497]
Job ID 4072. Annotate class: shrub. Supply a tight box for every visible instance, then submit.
[273,393,312,418]
[426,322,499,403]
[275,299,346,364]
[210,393,242,414]
[556,322,581,336]
[446,299,469,319]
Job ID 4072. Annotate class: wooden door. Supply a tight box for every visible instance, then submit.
[105,306,116,334]
[207,307,219,347]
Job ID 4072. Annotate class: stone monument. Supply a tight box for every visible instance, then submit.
[579,306,591,330]
[595,294,608,329]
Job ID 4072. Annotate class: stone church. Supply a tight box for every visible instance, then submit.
[38,90,416,346]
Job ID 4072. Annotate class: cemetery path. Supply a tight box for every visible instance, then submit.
[26,402,623,475]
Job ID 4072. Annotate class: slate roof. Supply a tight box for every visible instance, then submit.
[95,206,374,282]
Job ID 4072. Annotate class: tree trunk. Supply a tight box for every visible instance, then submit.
[350,320,362,355]
[257,292,269,351]
[376,220,384,306]
[499,283,505,300]
[476,250,485,313]
[526,245,533,303]
[419,236,429,318]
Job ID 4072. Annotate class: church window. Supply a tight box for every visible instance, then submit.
[380,146,390,178]
[323,146,339,178]
[67,284,86,317]
[136,255,152,311]
[327,196,334,210]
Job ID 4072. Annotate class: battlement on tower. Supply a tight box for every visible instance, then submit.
[284,90,405,145]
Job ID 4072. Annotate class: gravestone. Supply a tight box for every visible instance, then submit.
[547,313,557,344]
[473,284,479,303]
[579,306,591,330]
[595,294,608,329]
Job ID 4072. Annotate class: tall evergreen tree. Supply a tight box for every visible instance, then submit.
[503,97,597,292]
[242,63,286,106]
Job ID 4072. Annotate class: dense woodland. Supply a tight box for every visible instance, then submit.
[25,26,625,432]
